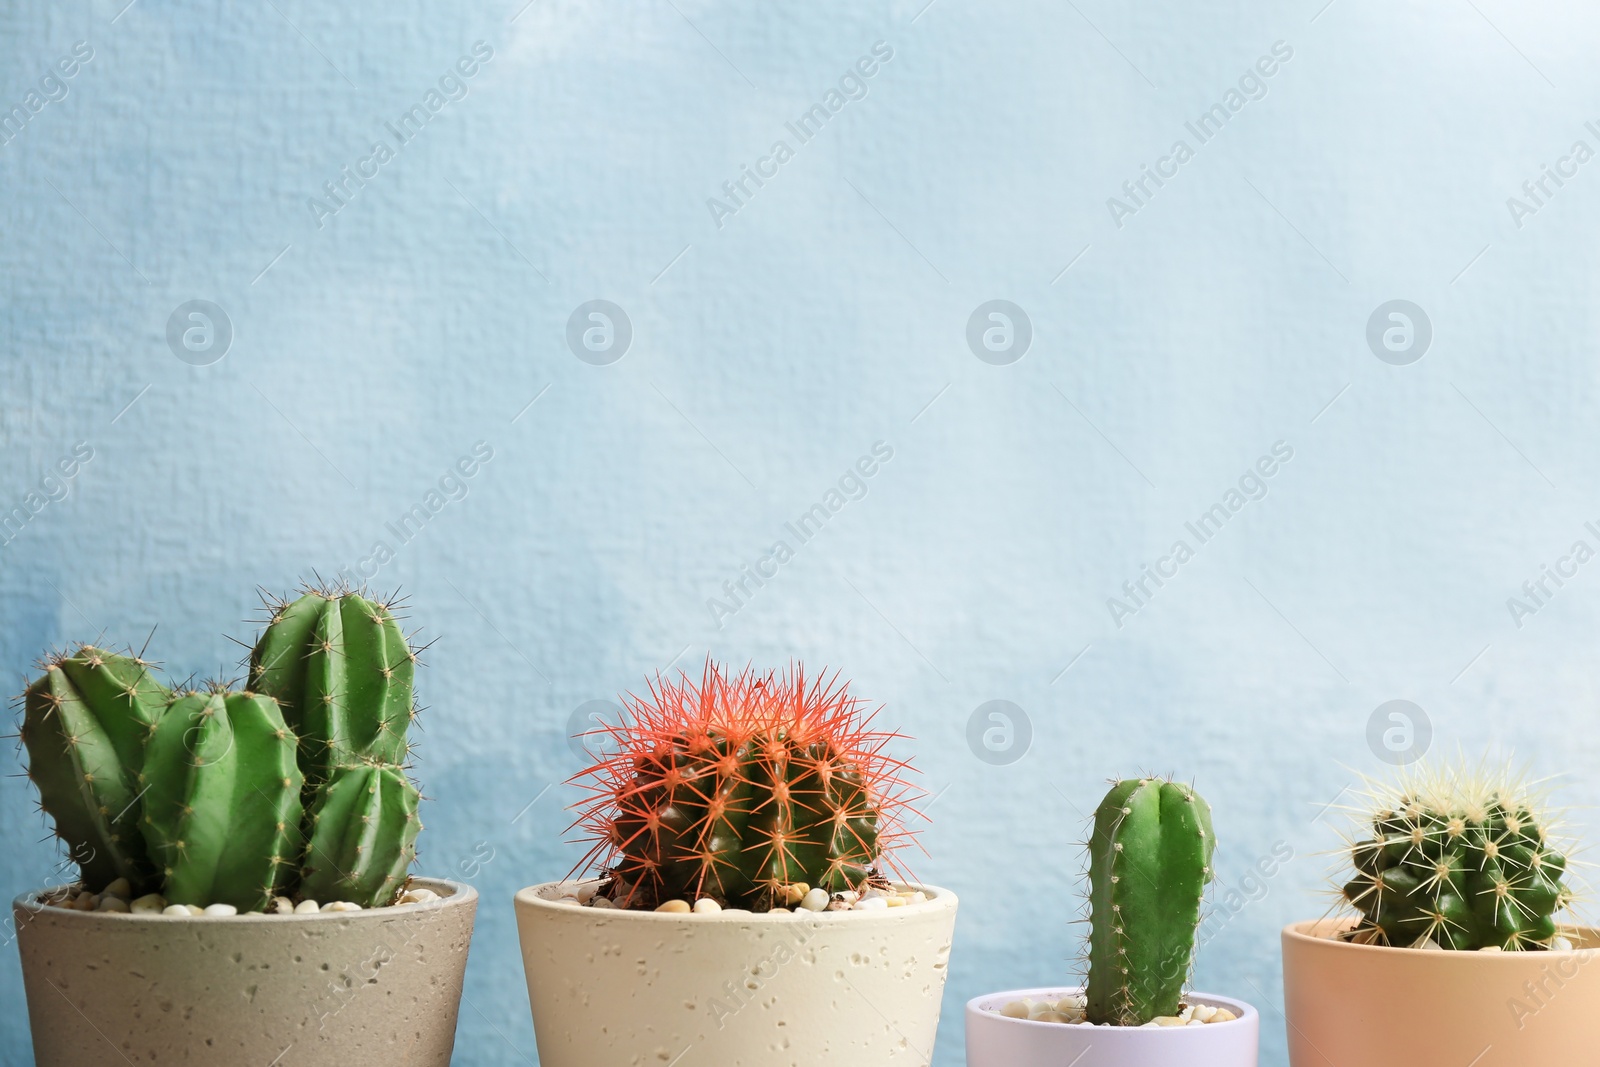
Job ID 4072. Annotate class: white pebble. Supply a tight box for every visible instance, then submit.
[835,890,860,904]
[1191,1004,1217,1023]
[162,905,190,917]
[800,888,829,912]
[95,896,130,913]
[590,896,616,910]
[71,892,97,912]
[185,905,205,916]
[203,904,238,916]
[321,901,362,913]
[1553,936,1574,952]
[405,887,439,904]
[271,897,294,915]
[574,883,598,904]
[853,897,889,911]
[130,894,167,914]
[1000,1000,1030,1019]
[692,898,722,914]
[1210,1008,1237,1023]
[1030,1009,1068,1023]
[905,891,927,905]
[101,878,133,900]
[294,899,320,914]
[655,899,691,913]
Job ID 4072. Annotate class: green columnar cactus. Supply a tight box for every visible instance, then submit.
[1338,763,1571,950]
[139,688,305,911]
[300,763,421,908]
[248,588,415,779]
[571,663,919,910]
[1085,777,1215,1026]
[19,647,168,892]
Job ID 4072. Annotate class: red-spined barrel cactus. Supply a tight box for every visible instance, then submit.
[570,662,921,911]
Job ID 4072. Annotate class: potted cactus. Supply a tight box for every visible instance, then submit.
[514,661,959,1066]
[11,586,477,1067]
[966,776,1260,1066]
[1282,760,1598,1066]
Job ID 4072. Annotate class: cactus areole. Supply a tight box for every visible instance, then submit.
[1337,762,1572,951]
[1085,777,1216,1026]
[570,662,922,911]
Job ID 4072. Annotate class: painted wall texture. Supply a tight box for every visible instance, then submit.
[3,1,1599,1063]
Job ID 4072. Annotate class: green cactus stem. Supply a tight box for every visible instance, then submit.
[248,587,415,780]
[1085,777,1215,1026]
[139,687,304,911]
[300,762,421,908]
[1339,762,1572,950]
[20,646,168,892]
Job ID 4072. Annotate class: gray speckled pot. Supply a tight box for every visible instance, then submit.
[14,877,476,1067]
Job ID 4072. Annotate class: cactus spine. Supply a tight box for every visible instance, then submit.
[248,588,414,779]
[19,647,168,893]
[139,688,304,910]
[1338,762,1571,950]
[571,662,920,910]
[1085,777,1215,1026]
[300,763,422,908]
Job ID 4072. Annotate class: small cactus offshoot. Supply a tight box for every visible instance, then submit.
[248,586,416,780]
[19,645,168,894]
[15,583,426,910]
[1334,761,1574,950]
[570,661,922,911]
[1084,777,1215,1026]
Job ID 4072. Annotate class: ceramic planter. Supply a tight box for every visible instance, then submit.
[514,879,958,1067]
[1283,919,1600,1066]
[965,986,1259,1067]
[14,877,477,1067]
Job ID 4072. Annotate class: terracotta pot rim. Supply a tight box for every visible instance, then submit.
[1284,917,1599,956]
[11,875,476,924]
[514,878,956,922]
[965,986,1257,1032]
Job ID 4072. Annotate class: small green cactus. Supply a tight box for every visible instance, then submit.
[139,687,304,911]
[248,587,415,780]
[19,646,168,893]
[1085,777,1215,1026]
[300,762,422,908]
[1337,762,1572,950]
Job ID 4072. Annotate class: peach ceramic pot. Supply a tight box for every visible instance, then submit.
[1282,919,1600,1067]
[965,986,1259,1067]
[514,879,958,1067]
[14,877,476,1067]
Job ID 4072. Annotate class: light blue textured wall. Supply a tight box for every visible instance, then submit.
[4,1,1599,1063]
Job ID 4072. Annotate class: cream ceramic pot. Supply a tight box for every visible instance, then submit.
[1283,919,1600,1067]
[515,879,958,1067]
[14,877,477,1067]
[965,986,1259,1067]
